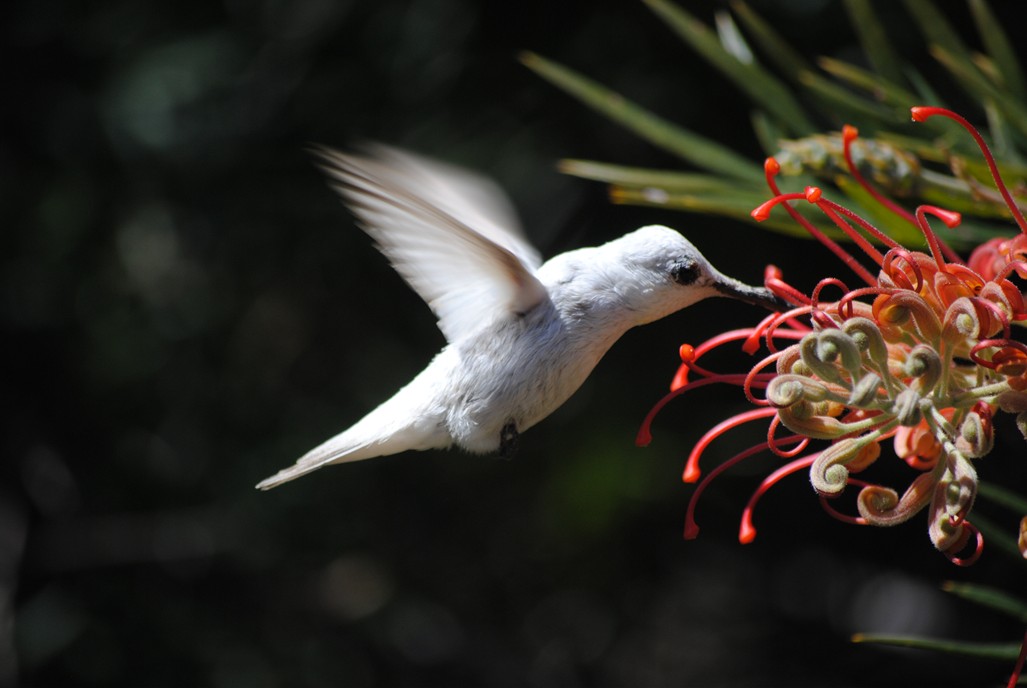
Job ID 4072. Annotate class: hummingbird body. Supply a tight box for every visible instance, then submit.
[256,148,781,490]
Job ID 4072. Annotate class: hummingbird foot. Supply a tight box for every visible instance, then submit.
[499,420,520,460]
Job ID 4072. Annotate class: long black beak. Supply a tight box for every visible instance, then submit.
[713,276,790,312]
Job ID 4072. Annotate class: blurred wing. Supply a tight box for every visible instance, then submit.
[314,145,547,343]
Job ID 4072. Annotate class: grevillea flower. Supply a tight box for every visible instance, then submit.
[639,107,1027,566]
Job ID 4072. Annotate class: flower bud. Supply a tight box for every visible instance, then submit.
[955,405,993,458]
[847,372,882,408]
[810,436,877,496]
[892,388,923,426]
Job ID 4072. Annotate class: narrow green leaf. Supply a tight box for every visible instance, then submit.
[973,510,1025,563]
[942,581,1027,622]
[642,0,816,135]
[817,57,921,112]
[834,176,925,246]
[852,633,1020,661]
[558,159,755,193]
[978,481,1027,514]
[902,0,974,63]
[984,100,1025,164]
[728,1,812,79]
[713,11,753,65]
[797,70,897,124]
[968,0,1027,103]
[750,109,786,155]
[519,52,763,181]
[843,0,906,86]
[904,65,947,110]
[932,45,1027,141]
[609,186,844,239]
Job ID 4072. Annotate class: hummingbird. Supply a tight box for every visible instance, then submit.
[256,145,783,490]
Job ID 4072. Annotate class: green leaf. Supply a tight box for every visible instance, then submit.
[834,176,925,247]
[968,0,1027,103]
[942,581,1027,622]
[978,481,1027,514]
[642,0,816,135]
[852,633,1020,661]
[931,46,1027,141]
[558,159,757,193]
[817,57,921,113]
[728,1,812,79]
[902,0,974,64]
[843,0,906,86]
[797,70,897,125]
[520,52,763,182]
[973,510,1025,563]
[609,185,846,239]
[750,109,786,155]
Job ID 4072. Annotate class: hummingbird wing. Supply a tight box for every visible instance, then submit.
[313,145,548,344]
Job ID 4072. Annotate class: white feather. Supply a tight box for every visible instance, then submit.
[314,145,547,343]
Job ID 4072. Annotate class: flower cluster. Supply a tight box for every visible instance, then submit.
[639,107,1027,565]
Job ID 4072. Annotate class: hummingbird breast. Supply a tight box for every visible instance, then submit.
[442,296,616,454]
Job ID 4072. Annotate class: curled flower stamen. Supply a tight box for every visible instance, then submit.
[810,278,852,319]
[970,338,1027,370]
[942,520,983,567]
[819,477,873,526]
[768,413,810,458]
[881,248,925,293]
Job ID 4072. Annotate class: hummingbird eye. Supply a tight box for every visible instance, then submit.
[671,260,700,286]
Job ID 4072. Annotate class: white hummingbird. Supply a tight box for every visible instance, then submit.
[256,145,783,490]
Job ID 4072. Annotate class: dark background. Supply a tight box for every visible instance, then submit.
[4,1,1025,686]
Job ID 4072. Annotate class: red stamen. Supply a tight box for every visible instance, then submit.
[758,304,813,344]
[674,328,780,385]
[751,193,807,221]
[814,199,892,265]
[767,414,810,458]
[915,206,962,272]
[743,301,811,355]
[944,520,984,567]
[818,478,873,525]
[971,296,1012,340]
[739,454,817,544]
[1006,628,1027,688]
[810,277,852,317]
[764,265,814,308]
[837,286,892,319]
[760,160,877,286]
[841,125,964,264]
[970,338,1027,370]
[670,344,696,390]
[841,124,919,226]
[998,260,1027,283]
[882,248,925,292]
[911,106,1027,235]
[683,407,778,483]
[684,437,805,540]
[637,375,767,447]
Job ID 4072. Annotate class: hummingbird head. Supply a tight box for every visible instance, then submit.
[601,225,786,324]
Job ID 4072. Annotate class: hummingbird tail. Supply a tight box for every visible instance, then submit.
[255,437,381,490]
